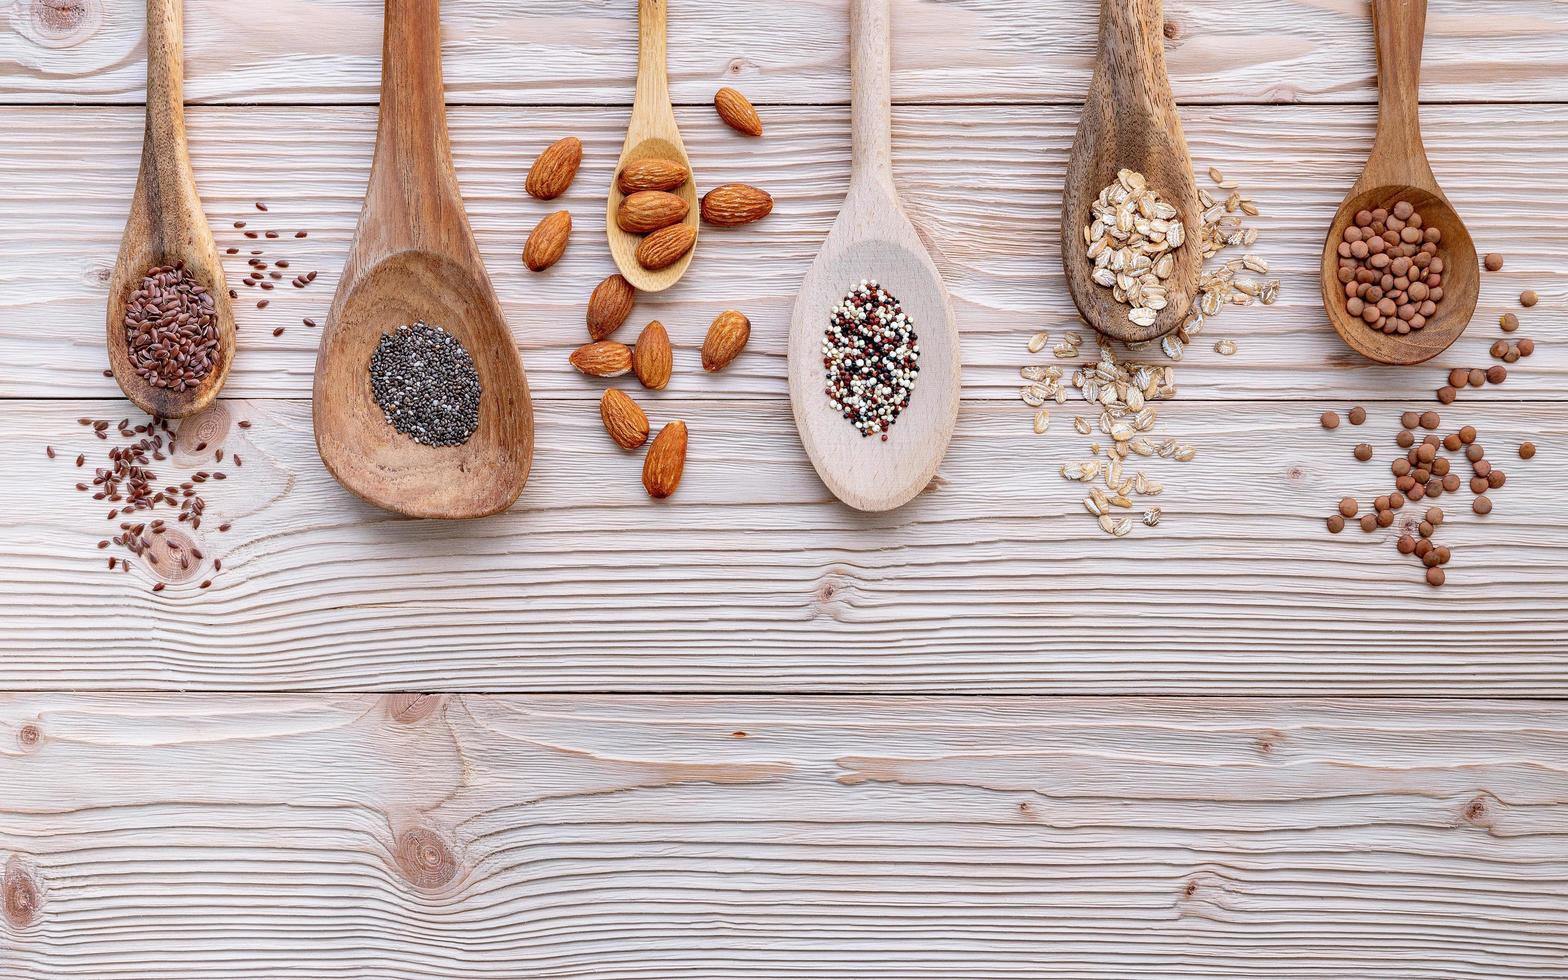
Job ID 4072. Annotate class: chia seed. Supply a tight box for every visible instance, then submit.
[368,320,481,447]
[822,279,920,440]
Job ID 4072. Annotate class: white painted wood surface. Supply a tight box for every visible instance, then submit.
[3,0,1566,104]
[2,695,1566,978]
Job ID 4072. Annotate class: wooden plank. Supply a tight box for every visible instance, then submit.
[1,695,1565,978]
[0,103,1564,402]
[4,397,1565,691]
[3,0,1566,105]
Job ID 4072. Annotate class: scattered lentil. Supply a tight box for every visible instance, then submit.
[1484,253,1504,272]
[1320,411,1340,430]
[1520,290,1539,308]
[1348,406,1367,425]
[1519,442,1536,460]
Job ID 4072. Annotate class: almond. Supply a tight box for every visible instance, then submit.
[569,340,631,377]
[702,310,751,372]
[524,136,582,200]
[713,87,763,137]
[632,320,673,390]
[642,420,688,499]
[700,184,773,227]
[616,191,690,234]
[617,158,690,194]
[523,210,571,272]
[600,389,649,449]
[587,273,635,340]
[636,223,696,270]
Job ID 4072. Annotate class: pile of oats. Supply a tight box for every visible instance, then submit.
[1021,165,1278,537]
[1082,169,1185,329]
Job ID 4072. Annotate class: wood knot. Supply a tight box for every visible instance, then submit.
[175,403,232,460]
[1460,793,1499,830]
[385,694,445,725]
[17,723,41,752]
[1255,729,1283,755]
[726,57,756,76]
[393,827,458,890]
[27,0,102,48]
[1285,466,1305,481]
[1162,18,1182,41]
[142,527,203,584]
[730,730,748,738]
[3,858,40,928]
[1182,879,1199,899]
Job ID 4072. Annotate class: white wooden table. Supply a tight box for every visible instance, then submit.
[1,1,1565,975]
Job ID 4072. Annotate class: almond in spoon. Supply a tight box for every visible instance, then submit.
[636,224,696,270]
[617,191,690,233]
[617,158,690,194]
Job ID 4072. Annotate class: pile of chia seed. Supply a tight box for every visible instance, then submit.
[822,279,920,440]
[368,321,481,447]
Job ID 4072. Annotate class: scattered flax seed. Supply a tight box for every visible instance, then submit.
[303,318,317,328]
[272,327,285,337]
[296,231,308,238]
[255,201,268,211]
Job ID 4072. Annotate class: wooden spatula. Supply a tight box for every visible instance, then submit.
[1060,0,1201,344]
[1320,0,1478,365]
[786,0,961,513]
[312,0,532,520]
[105,0,235,420]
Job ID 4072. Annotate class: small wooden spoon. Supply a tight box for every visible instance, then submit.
[312,0,532,520]
[786,0,960,513]
[1060,0,1201,344]
[1320,0,1477,365]
[105,0,235,419]
[606,0,698,292]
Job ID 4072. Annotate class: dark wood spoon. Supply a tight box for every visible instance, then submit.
[1060,0,1201,344]
[106,0,235,419]
[312,0,533,520]
[1320,0,1478,365]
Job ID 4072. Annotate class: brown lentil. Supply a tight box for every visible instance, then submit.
[1320,411,1340,429]
[1468,368,1485,388]
[1517,338,1535,357]
[1436,385,1456,404]
[1426,566,1445,587]
[1500,313,1519,332]
[1396,430,1415,448]
[1339,497,1359,518]
[1486,365,1507,384]
[1360,514,1377,532]
[1473,495,1492,515]
[1519,442,1536,459]
[1354,443,1373,461]
[1484,253,1504,272]
[1327,514,1345,533]
[1337,202,1444,334]
[1520,290,1538,308]
[1401,411,1419,429]
[1348,406,1367,425]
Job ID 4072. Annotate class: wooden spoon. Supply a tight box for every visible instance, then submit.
[1320,0,1477,365]
[312,0,532,520]
[786,0,961,513]
[1059,0,1201,344]
[606,0,698,292]
[105,0,235,419]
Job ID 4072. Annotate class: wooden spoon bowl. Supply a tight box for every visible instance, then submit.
[106,0,234,419]
[1319,0,1478,365]
[1060,0,1201,344]
[606,0,697,292]
[1322,183,1477,365]
[312,0,531,520]
[787,0,960,513]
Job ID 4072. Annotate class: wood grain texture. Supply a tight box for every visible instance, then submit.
[1,694,1565,978]
[3,0,1566,105]
[1,103,1563,402]
[4,397,1566,691]
[312,0,533,519]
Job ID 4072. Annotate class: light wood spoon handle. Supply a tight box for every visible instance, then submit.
[634,0,675,128]
[850,0,894,190]
[1369,0,1432,175]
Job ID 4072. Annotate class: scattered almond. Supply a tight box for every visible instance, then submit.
[569,340,632,377]
[632,320,673,390]
[600,389,650,449]
[636,223,696,270]
[642,421,688,498]
[702,310,751,372]
[523,210,571,271]
[617,158,690,194]
[524,136,582,200]
[713,87,763,137]
[617,190,690,234]
[700,183,773,227]
[587,273,635,340]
